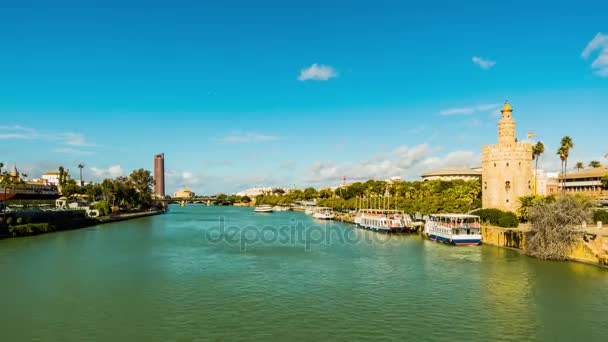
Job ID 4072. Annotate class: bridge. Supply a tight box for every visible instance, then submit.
[156,196,217,205]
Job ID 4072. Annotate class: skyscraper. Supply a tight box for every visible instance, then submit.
[154,153,165,198]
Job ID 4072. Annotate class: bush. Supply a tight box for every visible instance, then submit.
[6,217,13,226]
[593,210,608,223]
[8,223,54,237]
[498,212,519,228]
[16,217,23,225]
[476,208,519,228]
[93,200,111,216]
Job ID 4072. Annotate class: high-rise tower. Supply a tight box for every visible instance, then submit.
[482,102,533,212]
[154,153,165,198]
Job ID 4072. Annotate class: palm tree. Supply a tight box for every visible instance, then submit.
[0,162,3,175]
[589,160,601,168]
[78,164,85,186]
[575,162,584,172]
[558,136,574,193]
[532,141,545,194]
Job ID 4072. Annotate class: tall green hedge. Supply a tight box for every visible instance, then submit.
[476,208,519,228]
[8,223,54,237]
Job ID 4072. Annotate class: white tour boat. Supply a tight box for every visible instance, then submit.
[424,214,482,246]
[254,205,273,213]
[312,207,335,220]
[354,209,413,233]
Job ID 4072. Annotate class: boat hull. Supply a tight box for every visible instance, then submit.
[427,233,481,246]
[355,223,406,234]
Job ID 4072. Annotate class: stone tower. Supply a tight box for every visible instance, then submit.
[482,101,533,212]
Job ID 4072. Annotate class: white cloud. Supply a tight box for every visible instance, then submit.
[60,132,95,147]
[472,56,496,70]
[0,125,39,139]
[52,147,94,155]
[439,103,501,116]
[214,131,280,143]
[298,63,337,81]
[306,144,479,184]
[582,33,608,77]
[90,165,124,181]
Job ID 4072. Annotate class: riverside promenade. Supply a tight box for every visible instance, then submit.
[0,208,166,239]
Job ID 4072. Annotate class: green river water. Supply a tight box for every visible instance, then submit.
[1,205,607,341]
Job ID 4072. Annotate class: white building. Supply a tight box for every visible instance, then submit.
[41,171,70,187]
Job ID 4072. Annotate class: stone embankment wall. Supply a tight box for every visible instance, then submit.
[481,224,608,267]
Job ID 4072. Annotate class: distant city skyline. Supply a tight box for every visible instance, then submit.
[1,0,607,194]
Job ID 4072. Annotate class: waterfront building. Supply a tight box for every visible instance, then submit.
[421,167,482,182]
[41,171,62,186]
[482,101,533,212]
[173,187,195,199]
[558,166,608,199]
[532,170,560,196]
[154,153,165,198]
[236,187,287,197]
[0,165,59,200]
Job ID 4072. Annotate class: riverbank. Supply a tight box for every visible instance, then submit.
[296,209,608,268]
[0,209,166,239]
[481,225,608,267]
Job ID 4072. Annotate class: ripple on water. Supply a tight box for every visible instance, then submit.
[0,206,607,341]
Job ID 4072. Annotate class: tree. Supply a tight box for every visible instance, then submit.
[589,160,601,168]
[1,170,25,222]
[58,166,67,188]
[303,187,318,200]
[128,169,154,208]
[531,141,545,195]
[602,175,608,191]
[557,136,574,192]
[241,195,251,203]
[575,162,584,172]
[78,164,85,186]
[525,195,592,260]
[0,162,3,175]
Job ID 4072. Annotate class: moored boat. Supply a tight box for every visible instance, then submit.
[354,209,413,233]
[423,214,482,246]
[254,205,273,213]
[312,207,334,220]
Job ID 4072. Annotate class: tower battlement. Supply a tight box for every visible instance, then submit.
[481,102,533,212]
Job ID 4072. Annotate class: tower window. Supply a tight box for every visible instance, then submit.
[505,181,511,192]
[507,163,509,167]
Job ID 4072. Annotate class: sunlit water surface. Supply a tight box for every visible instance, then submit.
[1,205,607,341]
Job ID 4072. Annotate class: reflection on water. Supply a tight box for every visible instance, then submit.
[0,205,607,341]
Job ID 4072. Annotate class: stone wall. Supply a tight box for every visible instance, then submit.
[481,224,608,267]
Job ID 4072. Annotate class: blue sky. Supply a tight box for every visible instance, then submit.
[1,0,607,194]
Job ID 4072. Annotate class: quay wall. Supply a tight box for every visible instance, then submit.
[481,224,608,267]
[0,209,165,239]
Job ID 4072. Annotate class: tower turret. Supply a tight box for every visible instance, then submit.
[498,101,516,145]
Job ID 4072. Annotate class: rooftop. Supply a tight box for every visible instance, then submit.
[563,166,608,180]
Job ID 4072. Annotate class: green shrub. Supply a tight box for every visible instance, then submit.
[594,210,608,223]
[16,217,23,225]
[476,208,519,228]
[498,212,519,228]
[8,223,53,237]
[6,217,13,226]
[93,200,111,216]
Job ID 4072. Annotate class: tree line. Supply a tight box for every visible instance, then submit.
[254,179,482,214]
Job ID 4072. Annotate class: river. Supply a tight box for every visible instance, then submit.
[1,205,607,341]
